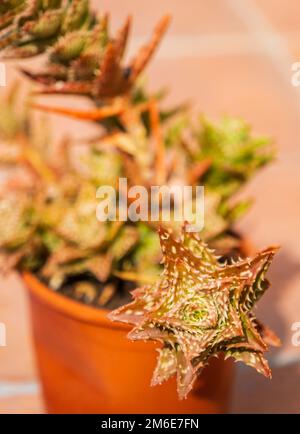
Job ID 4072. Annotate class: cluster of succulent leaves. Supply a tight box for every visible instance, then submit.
[0,0,95,59]
[0,84,273,304]
[0,0,171,103]
[110,225,280,399]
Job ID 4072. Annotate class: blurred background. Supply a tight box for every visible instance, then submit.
[1,0,300,413]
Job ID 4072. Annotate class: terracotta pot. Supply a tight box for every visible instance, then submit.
[22,239,253,414]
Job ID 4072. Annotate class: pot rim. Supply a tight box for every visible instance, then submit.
[22,271,131,330]
[22,236,254,330]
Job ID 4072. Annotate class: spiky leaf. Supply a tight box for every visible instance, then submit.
[109,225,280,399]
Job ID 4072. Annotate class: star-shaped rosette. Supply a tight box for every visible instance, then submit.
[109,225,280,399]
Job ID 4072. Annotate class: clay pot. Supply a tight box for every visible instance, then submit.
[22,239,253,414]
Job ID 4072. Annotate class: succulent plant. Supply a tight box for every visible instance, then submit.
[0,1,94,58]
[109,224,280,399]
[0,3,276,311]
[0,1,280,399]
[0,0,170,102]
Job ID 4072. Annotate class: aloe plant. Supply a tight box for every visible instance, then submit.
[0,0,170,103]
[110,225,280,399]
[0,0,279,388]
[0,1,96,58]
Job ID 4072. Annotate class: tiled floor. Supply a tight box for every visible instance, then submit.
[1,0,300,413]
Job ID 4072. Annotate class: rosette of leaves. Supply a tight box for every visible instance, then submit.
[161,114,274,250]
[195,116,274,198]
[0,0,170,103]
[0,1,94,58]
[109,224,281,399]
